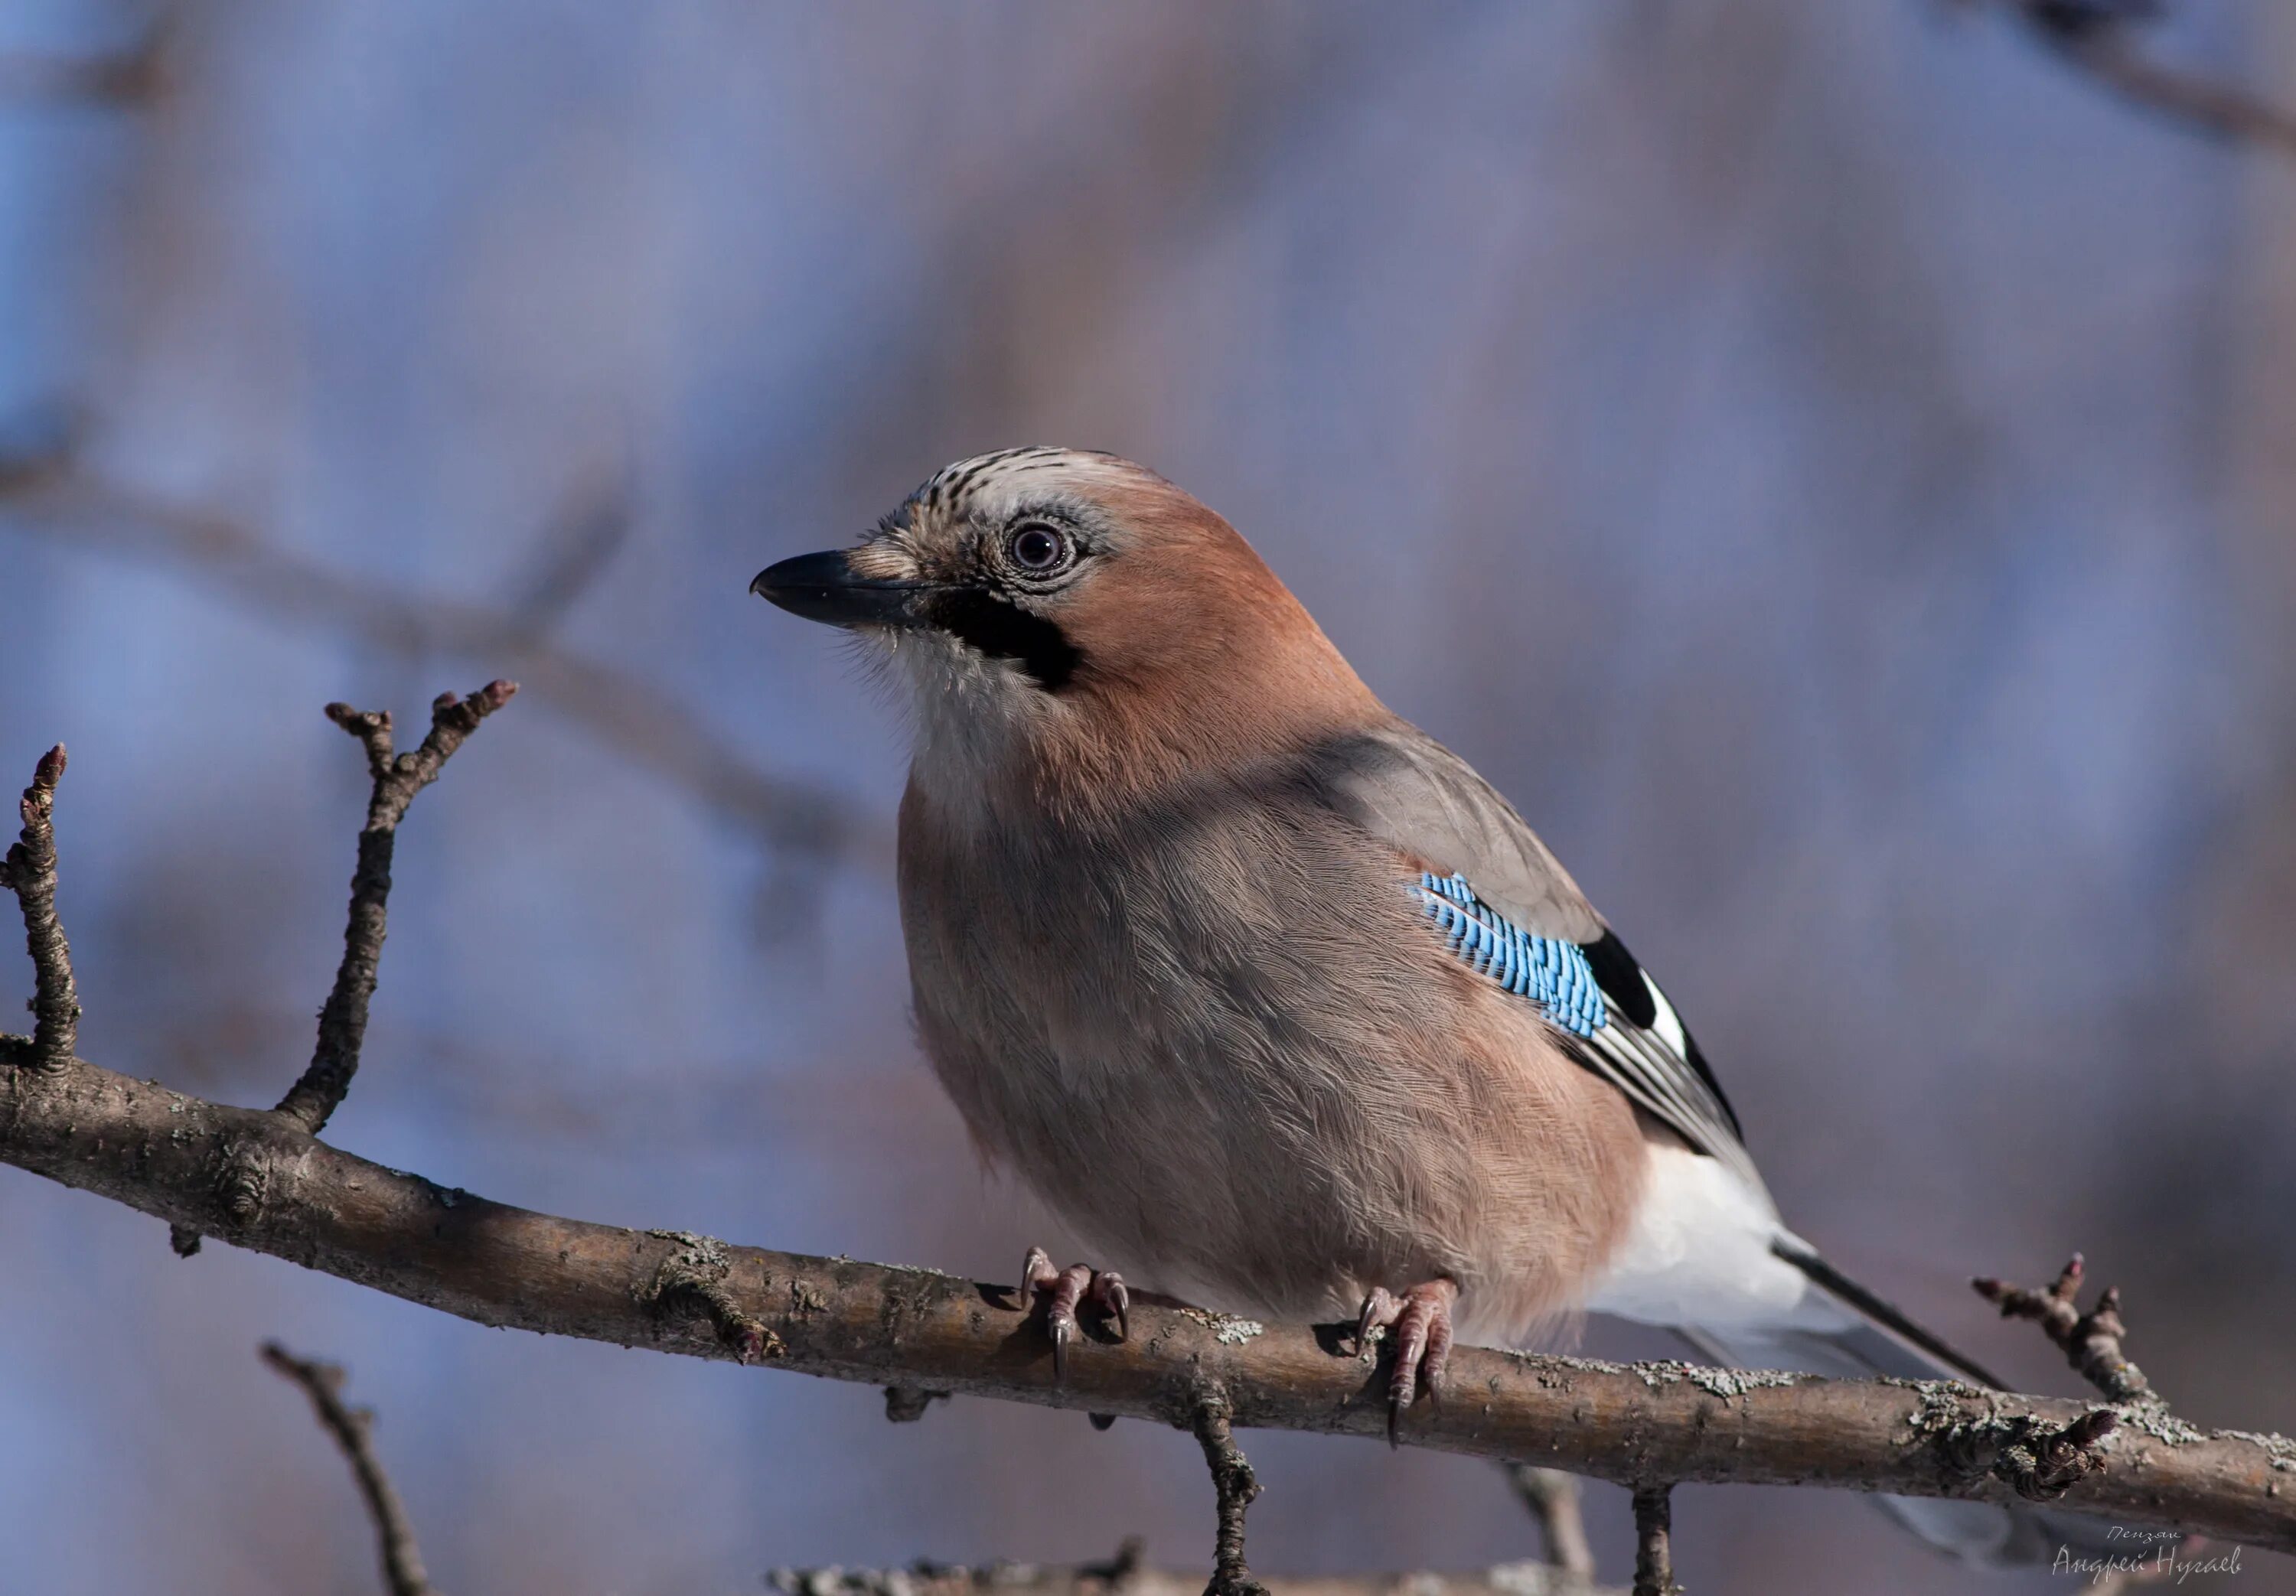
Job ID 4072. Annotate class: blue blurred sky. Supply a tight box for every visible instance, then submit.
[4,3,2294,1592]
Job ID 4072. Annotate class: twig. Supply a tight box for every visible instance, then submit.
[260,1341,436,1596]
[1508,1466,1597,1579]
[0,461,885,871]
[2059,31,2296,154]
[0,28,168,106]
[499,472,631,637]
[2002,1408,2122,1501]
[1629,1489,1675,1596]
[1191,1390,1268,1596]
[1971,0,2296,157]
[1973,1253,2159,1408]
[272,683,517,1135]
[0,745,80,1072]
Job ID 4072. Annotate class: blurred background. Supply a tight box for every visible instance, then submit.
[4,2,2294,1591]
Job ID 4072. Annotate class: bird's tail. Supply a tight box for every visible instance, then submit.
[1678,1238,2122,1568]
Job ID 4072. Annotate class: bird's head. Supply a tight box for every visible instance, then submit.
[753,448,1376,803]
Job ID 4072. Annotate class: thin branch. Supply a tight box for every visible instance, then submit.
[272,682,517,1135]
[0,460,886,871]
[1975,1253,2159,1408]
[1629,1490,1675,1596]
[0,745,80,1072]
[1508,1467,1597,1580]
[1192,1390,1268,1596]
[1972,0,2296,157]
[499,471,632,638]
[2059,31,2296,154]
[0,1047,2288,1550]
[769,1542,1628,1596]
[260,1341,437,1596]
[0,28,168,107]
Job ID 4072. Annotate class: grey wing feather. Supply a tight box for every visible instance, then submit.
[1305,725,1606,942]
[1305,724,1763,1190]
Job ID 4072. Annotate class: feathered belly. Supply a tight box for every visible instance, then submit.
[899,822,1651,1341]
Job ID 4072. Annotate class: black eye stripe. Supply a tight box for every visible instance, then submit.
[923,589,1081,692]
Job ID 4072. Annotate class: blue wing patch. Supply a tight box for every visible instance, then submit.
[1413,872,1608,1036]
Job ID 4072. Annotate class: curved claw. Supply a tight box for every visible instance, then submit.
[1045,1263,1091,1378]
[1356,1285,1399,1356]
[1098,1272,1130,1342]
[1019,1249,1129,1381]
[1356,1278,1457,1446]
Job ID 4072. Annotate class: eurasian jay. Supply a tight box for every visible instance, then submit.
[754,448,2105,1565]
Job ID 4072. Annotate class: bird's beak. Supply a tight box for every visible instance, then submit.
[749,549,929,629]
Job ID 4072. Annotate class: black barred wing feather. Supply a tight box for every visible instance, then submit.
[1411,871,1759,1190]
[1415,872,1608,1034]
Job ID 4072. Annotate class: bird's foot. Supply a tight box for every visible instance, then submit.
[1355,1278,1458,1444]
[1021,1246,1130,1379]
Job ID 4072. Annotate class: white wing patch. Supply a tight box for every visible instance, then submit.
[1642,973,1689,1060]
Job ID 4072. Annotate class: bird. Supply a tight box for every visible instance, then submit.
[753,446,2109,1566]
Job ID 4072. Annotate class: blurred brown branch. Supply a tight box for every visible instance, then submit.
[1975,0,2296,155]
[0,451,889,872]
[0,26,168,106]
[1508,1467,1598,1581]
[2,725,2294,1586]
[261,1343,437,1596]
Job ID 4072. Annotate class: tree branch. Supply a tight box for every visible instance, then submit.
[1975,1253,2158,1409]
[1628,1490,1675,1596]
[1971,0,2296,158]
[1192,1389,1269,1596]
[0,27,168,107]
[1508,1467,1597,1580]
[0,744,80,1073]
[261,1342,437,1596]
[0,455,887,871]
[273,682,517,1135]
[0,1046,2288,1551]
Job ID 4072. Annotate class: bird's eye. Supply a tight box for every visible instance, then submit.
[1006,523,1068,572]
